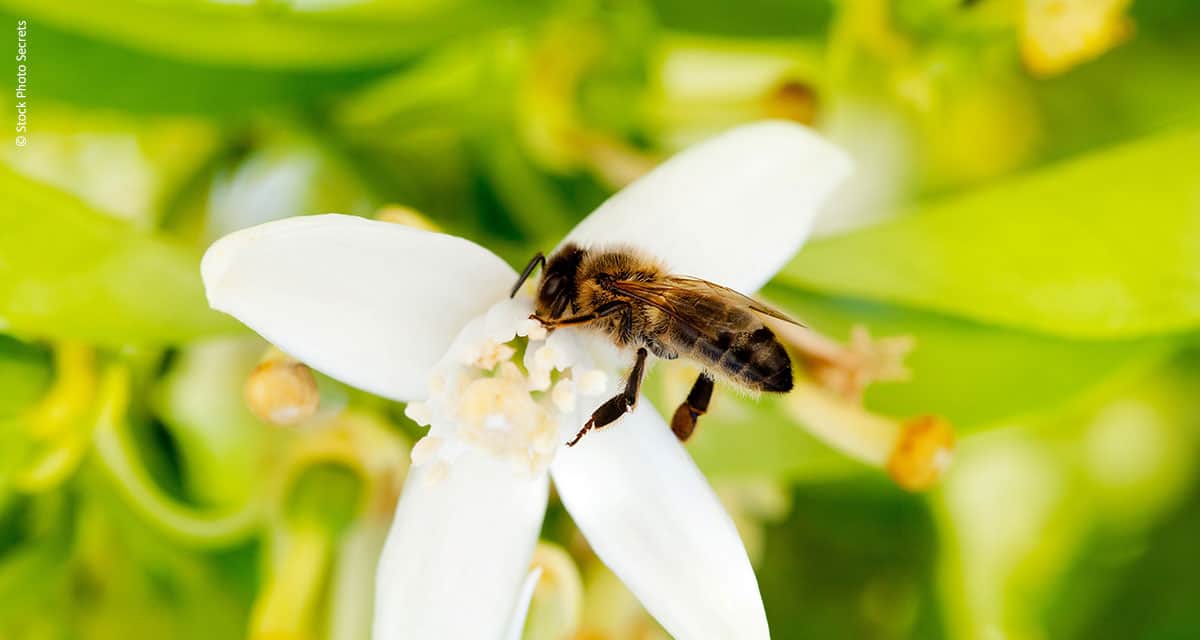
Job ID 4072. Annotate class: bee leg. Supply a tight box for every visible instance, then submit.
[567,347,647,446]
[647,339,678,360]
[541,301,629,329]
[670,373,714,441]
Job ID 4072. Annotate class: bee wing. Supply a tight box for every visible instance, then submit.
[610,276,806,329]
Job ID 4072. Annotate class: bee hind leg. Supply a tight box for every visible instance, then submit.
[567,347,647,446]
[670,373,714,441]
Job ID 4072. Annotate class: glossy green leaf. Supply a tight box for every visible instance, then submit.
[19,12,393,117]
[0,167,240,345]
[666,286,1169,481]
[782,130,1200,338]
[767,287,1172,425]
[5,0,540,69]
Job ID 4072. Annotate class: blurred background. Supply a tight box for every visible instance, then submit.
[1,0,1199,638]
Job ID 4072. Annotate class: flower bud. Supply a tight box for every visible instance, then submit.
[763,80,818,125]
[245,352,319,426]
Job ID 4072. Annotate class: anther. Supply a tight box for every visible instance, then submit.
[245,349,320,426]
[886,416,955,491]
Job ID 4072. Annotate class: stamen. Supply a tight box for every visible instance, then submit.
[770,319,913,402]
[575,369,608,396]
[527,367,553,393]
[1021,0,1133,76]
[887,416,955,491]
[551,379,577,413]
[245,349,320,426]
[471,341,516,371]
[410,436,442,466]
[784,379,954,491]
[517,317,549,341]
[533,344,565,372]
[409,296,608,477]
[484,413,510,431]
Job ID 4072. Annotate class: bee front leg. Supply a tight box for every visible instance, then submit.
[535,301,628,330]
[567,346,647,446]
[670,373,714,441]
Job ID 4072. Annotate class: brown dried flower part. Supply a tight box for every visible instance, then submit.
[772,320,914,402]
[1021,0,1134,76]
[245,350,320,426]
[763,308,951,489]
[762,80,819,126]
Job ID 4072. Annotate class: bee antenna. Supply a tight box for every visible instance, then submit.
[510,252,546,298]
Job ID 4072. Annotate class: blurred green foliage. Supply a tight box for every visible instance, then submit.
[1,0,1198,638]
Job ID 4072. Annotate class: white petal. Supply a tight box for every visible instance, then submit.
[503,567,543,640]
[563,120,852,292]
[373,452,550,640]
[202,214,515,401]
[550,404,768,640]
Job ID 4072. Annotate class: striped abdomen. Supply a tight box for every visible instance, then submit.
[666,320,793,393]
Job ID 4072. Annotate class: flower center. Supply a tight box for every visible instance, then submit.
[405,297,617,477]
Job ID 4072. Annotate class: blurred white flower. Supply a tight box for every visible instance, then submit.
[201,121,851,639]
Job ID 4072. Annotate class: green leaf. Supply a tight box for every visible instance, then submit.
[5,0,541,69]
[930,359,1200,640]
[1064,484,1200,640]
[0,167,240,345]
[18,11,393,117]
[758,482,946,639]
[662,287,1169,481]
[781,129,1200,338]
[0,336,49,417]
[766,287,1173,427]
[648,0,832,38]
[1032,22,1200,164]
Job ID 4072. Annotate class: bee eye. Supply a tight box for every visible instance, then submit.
[542,276,563,299]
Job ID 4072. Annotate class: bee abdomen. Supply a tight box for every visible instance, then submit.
[682,326,793,393]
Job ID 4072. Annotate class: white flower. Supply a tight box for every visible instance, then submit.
[201,121,852,639]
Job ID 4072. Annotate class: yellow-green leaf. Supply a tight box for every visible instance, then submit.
[781,130,1200,338]
[0,167,239,345]
[3,0,538,69]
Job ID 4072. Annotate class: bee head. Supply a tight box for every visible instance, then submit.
[536,244,584,319]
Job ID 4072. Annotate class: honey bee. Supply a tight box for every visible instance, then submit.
[511,244,800,446]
